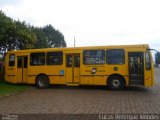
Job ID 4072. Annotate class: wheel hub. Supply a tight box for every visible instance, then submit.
[39,78,45,87]
[112,79,120,87]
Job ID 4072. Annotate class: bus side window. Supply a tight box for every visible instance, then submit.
[106,49,125,64]
[30,53,45,66]
[47,52,63,65]
[145,52,151,70]
[74,55,80,67]
[9,54,15,66]
[24,57,28,68]
[17,57,22,68]
[66,55,72,67]
[83,50,105,64]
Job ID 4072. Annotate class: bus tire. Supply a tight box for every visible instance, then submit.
[36,75,50,89]
[108,75,124,91]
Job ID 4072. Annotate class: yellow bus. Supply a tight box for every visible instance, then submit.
[5,44,154,90]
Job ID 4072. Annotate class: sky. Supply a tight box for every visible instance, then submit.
[0,0,160,52]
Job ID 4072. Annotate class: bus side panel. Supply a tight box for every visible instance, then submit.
[5,53,17,83]
[27,76,36,84]
[105,65,128,76]
[144,53,154,87]
[80,51,128,86]
[151,62,155,86]
[144,71,153,87]
[27,66,45,84]
[80,64,106,85]
[26,76,66,85]
[49,76,65,84]
[80,76,94,85]
[93,76,106,85]
[105,65,129,85]
[6,76,16,83]
[124,76,129,86]
[27,65,66,84]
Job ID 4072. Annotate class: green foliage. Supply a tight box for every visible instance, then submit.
[31,24,66,49]
[0,10,36,52]
[30,26,49,48]
[0,80,32,96]
[155,51,160,65]
[0,10,66,52]
[14,20,36,49]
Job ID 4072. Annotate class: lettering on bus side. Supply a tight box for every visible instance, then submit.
[85,69,105,73]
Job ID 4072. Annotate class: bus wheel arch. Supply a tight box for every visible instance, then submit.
[107,74,126,90]
[36,74,50,89]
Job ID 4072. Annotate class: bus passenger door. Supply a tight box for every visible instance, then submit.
[144,51,153,86]
[17,56,28,83]
[74,54,80,83]
[128,52,144,85]
[66,54,80,84]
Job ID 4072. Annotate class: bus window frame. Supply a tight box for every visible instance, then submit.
[46,51,63,65]
[30,52,46,66]
[74,54,80,67]
[9,54,15,67]
[145,51,151,70]
[106,49,125,65]
[83,49,105,65]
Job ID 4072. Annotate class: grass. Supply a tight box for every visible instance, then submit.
[0,80,33,97]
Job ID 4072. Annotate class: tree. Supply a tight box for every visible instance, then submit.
[30,26,49,48]
[31,24,66,49]
[0,10,15,52]
[0,10,66,52]
[0,10,36,52]
[155,51,160,65]
[42,25,66,47]
[15,20,36,49]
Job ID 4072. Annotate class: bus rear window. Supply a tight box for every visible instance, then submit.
[9,54,15,66]
[30,53,45,66]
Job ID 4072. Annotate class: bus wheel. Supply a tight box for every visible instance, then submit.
[36,75,50,89]
[108,75,124,91]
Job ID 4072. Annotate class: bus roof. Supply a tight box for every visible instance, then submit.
[7,44,150,53]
